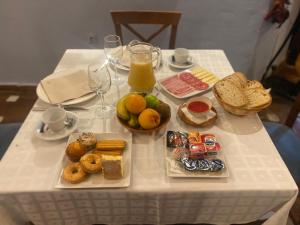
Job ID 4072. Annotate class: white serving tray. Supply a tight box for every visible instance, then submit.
[55,132,132,188]
[158,68,216,99]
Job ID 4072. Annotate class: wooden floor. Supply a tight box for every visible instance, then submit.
[0,85,37,123]
[0,85,298,225]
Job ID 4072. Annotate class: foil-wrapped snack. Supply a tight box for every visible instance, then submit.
[172,148,189,161]
[180,157,225,172]
[210,159,225,172]
[167,131,188,149]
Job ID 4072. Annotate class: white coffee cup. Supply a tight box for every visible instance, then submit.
[42,107,67,132]
[174,48,189,65]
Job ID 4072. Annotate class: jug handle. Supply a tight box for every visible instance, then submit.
[153,47,161,71]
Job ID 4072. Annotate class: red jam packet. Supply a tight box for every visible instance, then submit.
[188,132,221,158]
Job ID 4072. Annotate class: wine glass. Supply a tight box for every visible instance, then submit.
[88,63,113,118]
[104,34,123,83]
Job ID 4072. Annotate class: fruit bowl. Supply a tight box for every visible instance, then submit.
[116,93,171,133]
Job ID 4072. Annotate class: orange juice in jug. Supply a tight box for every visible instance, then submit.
[127,41,160,92]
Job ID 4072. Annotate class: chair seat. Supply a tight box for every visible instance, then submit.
[0,123,22,160]
[264,122,300,183]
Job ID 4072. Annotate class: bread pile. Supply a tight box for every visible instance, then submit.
[213,72,271,116]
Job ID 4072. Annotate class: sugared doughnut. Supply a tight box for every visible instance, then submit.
[63,162,87,184]
[80,154,102,173]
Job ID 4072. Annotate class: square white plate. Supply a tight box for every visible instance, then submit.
[55,132,132,188]
[164,136,229,178]
[158,68,216,99]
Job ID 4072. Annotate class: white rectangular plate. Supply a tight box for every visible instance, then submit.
[164,138,229,178]
[55,132,132,188]
[158,69,215,99]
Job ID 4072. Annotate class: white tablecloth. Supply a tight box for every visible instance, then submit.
[0,49,297,225]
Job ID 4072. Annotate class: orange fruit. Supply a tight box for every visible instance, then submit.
[138,108,161,129]
[125,94,146,114]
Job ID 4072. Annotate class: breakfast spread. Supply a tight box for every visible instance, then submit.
[166,131,224,173]
[62,132,127,184]
[159,66,219,98]
[116,93,170,132]
[213,72,272,115]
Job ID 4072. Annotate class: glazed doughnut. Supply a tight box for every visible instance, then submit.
[63,162,87,184]
[80,153,102,173]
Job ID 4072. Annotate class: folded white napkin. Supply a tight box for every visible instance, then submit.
[40,69,92,104]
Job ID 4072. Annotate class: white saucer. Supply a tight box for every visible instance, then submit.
[168,55,194,69]
[35,112,79,141]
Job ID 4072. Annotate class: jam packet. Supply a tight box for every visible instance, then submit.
[188,132,221,159]
[167,131,188,149]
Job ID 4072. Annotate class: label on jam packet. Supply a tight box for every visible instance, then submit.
[167,131,188,148]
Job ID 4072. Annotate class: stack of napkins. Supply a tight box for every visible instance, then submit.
[40,69,92,104]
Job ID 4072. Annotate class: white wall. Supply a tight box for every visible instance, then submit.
[0,0,299,84]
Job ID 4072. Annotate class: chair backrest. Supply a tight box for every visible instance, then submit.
[110,11,182,49]
[285,92,300,127]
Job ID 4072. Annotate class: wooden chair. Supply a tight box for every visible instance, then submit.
[110,11,181,49]
[264,92,300,225]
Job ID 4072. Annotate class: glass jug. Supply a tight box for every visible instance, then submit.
[127,40,161,92]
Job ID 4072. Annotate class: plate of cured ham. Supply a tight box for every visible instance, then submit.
[158,67,220,99]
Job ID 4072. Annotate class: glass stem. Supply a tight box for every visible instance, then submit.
[99,92,105,111]
[113,60,118,80]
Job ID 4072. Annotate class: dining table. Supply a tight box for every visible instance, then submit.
[0,49,298,225]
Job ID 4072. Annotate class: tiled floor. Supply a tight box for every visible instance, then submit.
[0,86,299,225]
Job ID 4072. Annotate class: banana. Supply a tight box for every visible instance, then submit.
[128,114,139,128]
[117,96,130,121]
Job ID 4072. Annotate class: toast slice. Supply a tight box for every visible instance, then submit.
[224,72,247,89]
[244,88,271,109]
[245,80,264,90]
[214,80,247,107]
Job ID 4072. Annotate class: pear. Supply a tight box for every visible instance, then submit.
[117,96,130,121]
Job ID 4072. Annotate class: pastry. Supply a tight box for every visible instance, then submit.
[66,141,86,162]
[80,153,102,173]
[63,162,87,184]
[96,140,126,151]
[92,149,122,157]
[101,155,123,179]
[78,132,97,150]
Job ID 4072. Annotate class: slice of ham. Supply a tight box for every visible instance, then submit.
[161,72,209,97]
[179,72,209,90]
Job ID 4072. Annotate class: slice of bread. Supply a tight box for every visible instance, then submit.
[214,80,247,107]
[224,72,247,89]
[244,88,271,109]
[234,72,247,86]
[245,80,264,90]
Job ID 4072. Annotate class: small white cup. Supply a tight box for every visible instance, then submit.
[174,48,189,65]
[42,107,67,132]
